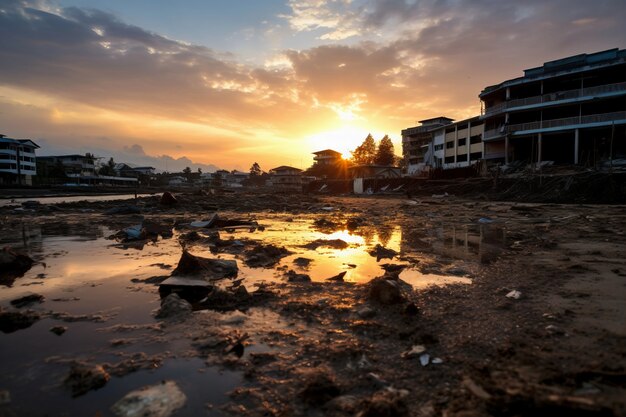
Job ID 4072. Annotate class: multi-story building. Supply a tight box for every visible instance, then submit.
[401,117,454,175]
[480,48,626,166]
[0,135,39,185]
[429,116,484,169]
[38,154,96,177]
[312,149,342,166]
[269,165,302,191]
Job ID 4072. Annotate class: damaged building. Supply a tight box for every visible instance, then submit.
[480,48,626,167]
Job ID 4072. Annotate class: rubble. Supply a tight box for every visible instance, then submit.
[0,308,40,333]
[64,362,110,397]
[111,381,186,417]
[0,247,34,285]
[243,243,292,268]
[368,277,405,305]
[368,244,398,261]
[10,293,44,308]
[159,191,178,205]
[155,293,192,320]
[303,239,349,250]
[298,368,341,405]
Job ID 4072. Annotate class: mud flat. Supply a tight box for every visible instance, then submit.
[0,191,624,416]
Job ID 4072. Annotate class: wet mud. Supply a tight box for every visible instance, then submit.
[0,192,624,416]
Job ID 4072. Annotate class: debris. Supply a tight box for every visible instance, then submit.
[356,306,376,319]
[368,244,397,261]
[244,243,292,268]
[155,293,192,320]
[160,192,178,206]
[224,333,249,358]
[111,381,186,417]
[190,213,218,228]
[286,269,311,283]
[50,326,67,336]
[368,277,405,305]
[0,308,40,333]
[64,362,110,397]
[299,368,341,404]
[326,271,347,282]
[10,293,44,308]
[431,192,449,198]
[326,395,360,413]
[478,217,494,224]
[123,224,144,240]
[104,205,141,215]
[358,388,409,417]
[293,257,313,267]
[506,290,522,299]
[404,302,419,316]
[432,358,443,364]
[419,353,430,366]
[401,345,426,359]
[0,247,34,284]
[169,250,238,280]
[303,239,349,250]
[462,377,491,400]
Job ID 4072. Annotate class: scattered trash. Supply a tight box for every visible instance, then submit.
[123,224,144,240]
[321,206,334,211]
[432,357,443,364]
[64,362,110,397]
[224,333,249,358]
[244,243,292,268]
[478,217,494,224]
[111,381,186,417]
[462,377,492,400]
[506,290,522,299]
[401,344,426,359]
[285,269,311,283]
[419,353,430,366]
[155,293,192,320]
[169,250,238,280]
[190,213,218,228]
[431,192,449,198]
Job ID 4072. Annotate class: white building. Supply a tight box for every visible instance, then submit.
[0,135,39,185]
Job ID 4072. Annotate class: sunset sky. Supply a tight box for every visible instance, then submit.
[1,0,624,172]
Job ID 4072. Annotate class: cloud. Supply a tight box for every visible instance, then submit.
[279,0,363,40]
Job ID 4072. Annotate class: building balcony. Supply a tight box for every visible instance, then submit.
[508,111,626,135]
[483,81,626,117]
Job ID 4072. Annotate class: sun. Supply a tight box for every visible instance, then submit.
[306,125,369,159]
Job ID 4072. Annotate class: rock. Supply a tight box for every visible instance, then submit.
[303,239,349,250]
[293,257,313,267]
[160,191,178,205]
[404,302,419,316]
[50,325,68,336]
[170,250,238,279]
[155,293,192,319]
[356,306,377,319]
[299,368,341,405]
[326,271,347,282]
[368,278,405,305]
[357,388,409,417]
[0,247,34,284]
[0,309,40,333]
[244,243,292,268]
[505,290,522,299]
[64,362,110,397]
[111,380,186,417]
[10,293,44,308]
[104,205,141,215]
[286,269,311,283]
[368,244,398,261]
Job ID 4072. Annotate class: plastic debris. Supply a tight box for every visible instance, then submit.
[401,345,426,359]
[432,357,443,364]
[478,217,494,224]
[111,380,186,417]
[419,353,430,366]
[506,290,522,299]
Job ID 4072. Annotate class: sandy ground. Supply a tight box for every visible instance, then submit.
[1,192,625,416]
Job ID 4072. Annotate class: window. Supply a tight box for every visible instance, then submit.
[444,156,455,164]
[434,144,444,151]
[470,134,482,144]
[446,141,454,149]
[470,152,483,160]
[458,138,466,146]
[457,154,468,162]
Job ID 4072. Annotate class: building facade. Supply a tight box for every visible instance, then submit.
[313,149,342,165]
[0,135,39,185]
[269,165,302,191]
[430,116,484,169]
[402,117,454,175]
[480,48,626,166]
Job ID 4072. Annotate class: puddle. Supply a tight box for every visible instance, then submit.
[0,193,155,207]
[0,212,492,414]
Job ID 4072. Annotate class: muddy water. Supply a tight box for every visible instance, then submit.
[0,193,155,207]
[0,212,506,416]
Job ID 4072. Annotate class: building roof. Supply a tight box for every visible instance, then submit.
[418,116,455,124]
[480,48,626,97]
[312,149,342,156]
[270,165,302,172]
[0,137,40,148]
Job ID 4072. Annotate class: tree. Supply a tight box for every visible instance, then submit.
[249,162,262,177]
[98,157,116,176]
[374,135,396,166]
[183,166,193,182]
[351,134,376,165]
